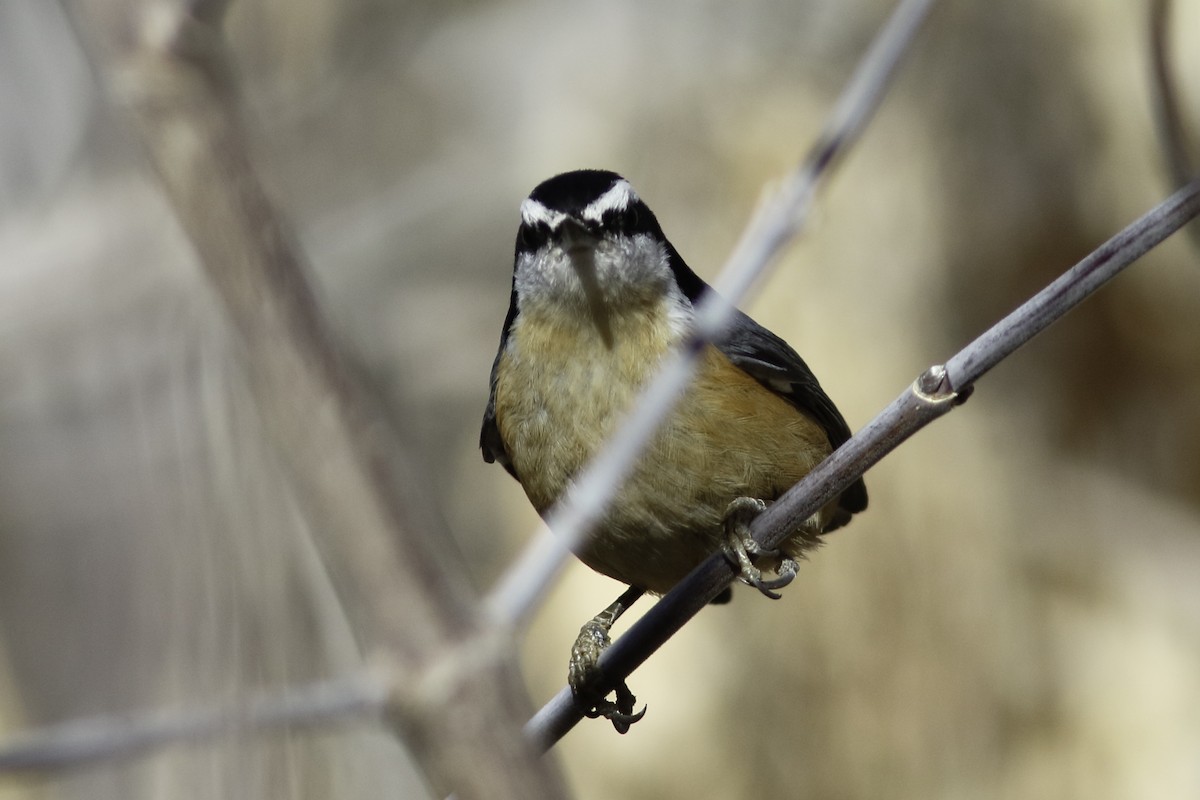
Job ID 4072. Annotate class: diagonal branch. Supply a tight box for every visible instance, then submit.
[485,0,940,629]
[526,178,1200,750]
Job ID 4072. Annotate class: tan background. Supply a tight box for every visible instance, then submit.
[1,0,1199,798]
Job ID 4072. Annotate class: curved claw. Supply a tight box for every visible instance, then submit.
[753,557,797,592]
[580,681,646,734]
[609,704,648,735]
[748,576,784,600]
[583,702,647,734]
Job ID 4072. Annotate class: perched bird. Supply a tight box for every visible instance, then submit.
[481,169,866,730]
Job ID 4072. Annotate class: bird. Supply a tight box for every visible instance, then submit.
[481,169,866,731]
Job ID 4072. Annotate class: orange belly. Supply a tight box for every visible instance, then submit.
[494,303,834,594]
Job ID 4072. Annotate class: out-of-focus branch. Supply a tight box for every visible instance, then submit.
[1149,0,1197,186]
[1148,0,1199,250]
[0,673,386,774]
[485,0,940,629]
[56,3,565,798]
[185,0,231,28]
[526,179,1200,749]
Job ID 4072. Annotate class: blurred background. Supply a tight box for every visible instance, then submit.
[1,0,1199,797]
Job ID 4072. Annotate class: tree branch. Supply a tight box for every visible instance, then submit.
[0,673,386,774]
[526,178,1200,750]
[485,0,940,629]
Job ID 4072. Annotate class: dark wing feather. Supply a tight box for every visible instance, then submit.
[717,308,868,525]
[480,285,519,479]
[664,242,868,525]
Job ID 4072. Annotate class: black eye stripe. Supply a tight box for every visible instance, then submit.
[600,199,662,238]
[515,222,552,256]
[602,205,636,232]
[513,206,659,253]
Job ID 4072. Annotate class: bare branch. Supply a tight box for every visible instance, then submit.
[943,183,1200,386]
[0,673,387,774]
[526,179,1200,749]
[485,0,940,628]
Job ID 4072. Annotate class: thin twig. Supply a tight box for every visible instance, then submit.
[0,673,388,774]
[485,0,939,628]
[526,179,1200,749]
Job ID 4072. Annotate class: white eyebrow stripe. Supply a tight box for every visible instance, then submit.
[520,198,567,229]
[582,179,637,222]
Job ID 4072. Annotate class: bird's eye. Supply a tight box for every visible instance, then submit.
[516,222,552,255]
[601,208,630,234]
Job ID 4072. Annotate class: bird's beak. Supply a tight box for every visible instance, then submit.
[558,219,614,348]
[557,218,596,255]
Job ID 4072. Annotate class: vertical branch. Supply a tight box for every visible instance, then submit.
[74,3,565,798]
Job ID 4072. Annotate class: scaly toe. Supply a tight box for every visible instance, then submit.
[568,618,610,694]
[569,618,649,732]
[724,497,767,529]
[722,497,786,598]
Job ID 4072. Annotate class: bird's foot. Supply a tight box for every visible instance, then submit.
[722,496,799,599]
[569,589,647,733]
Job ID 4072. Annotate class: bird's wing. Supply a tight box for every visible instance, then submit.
[663,239,866,522]
[480,286,519,479]
[715,308,868,525]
